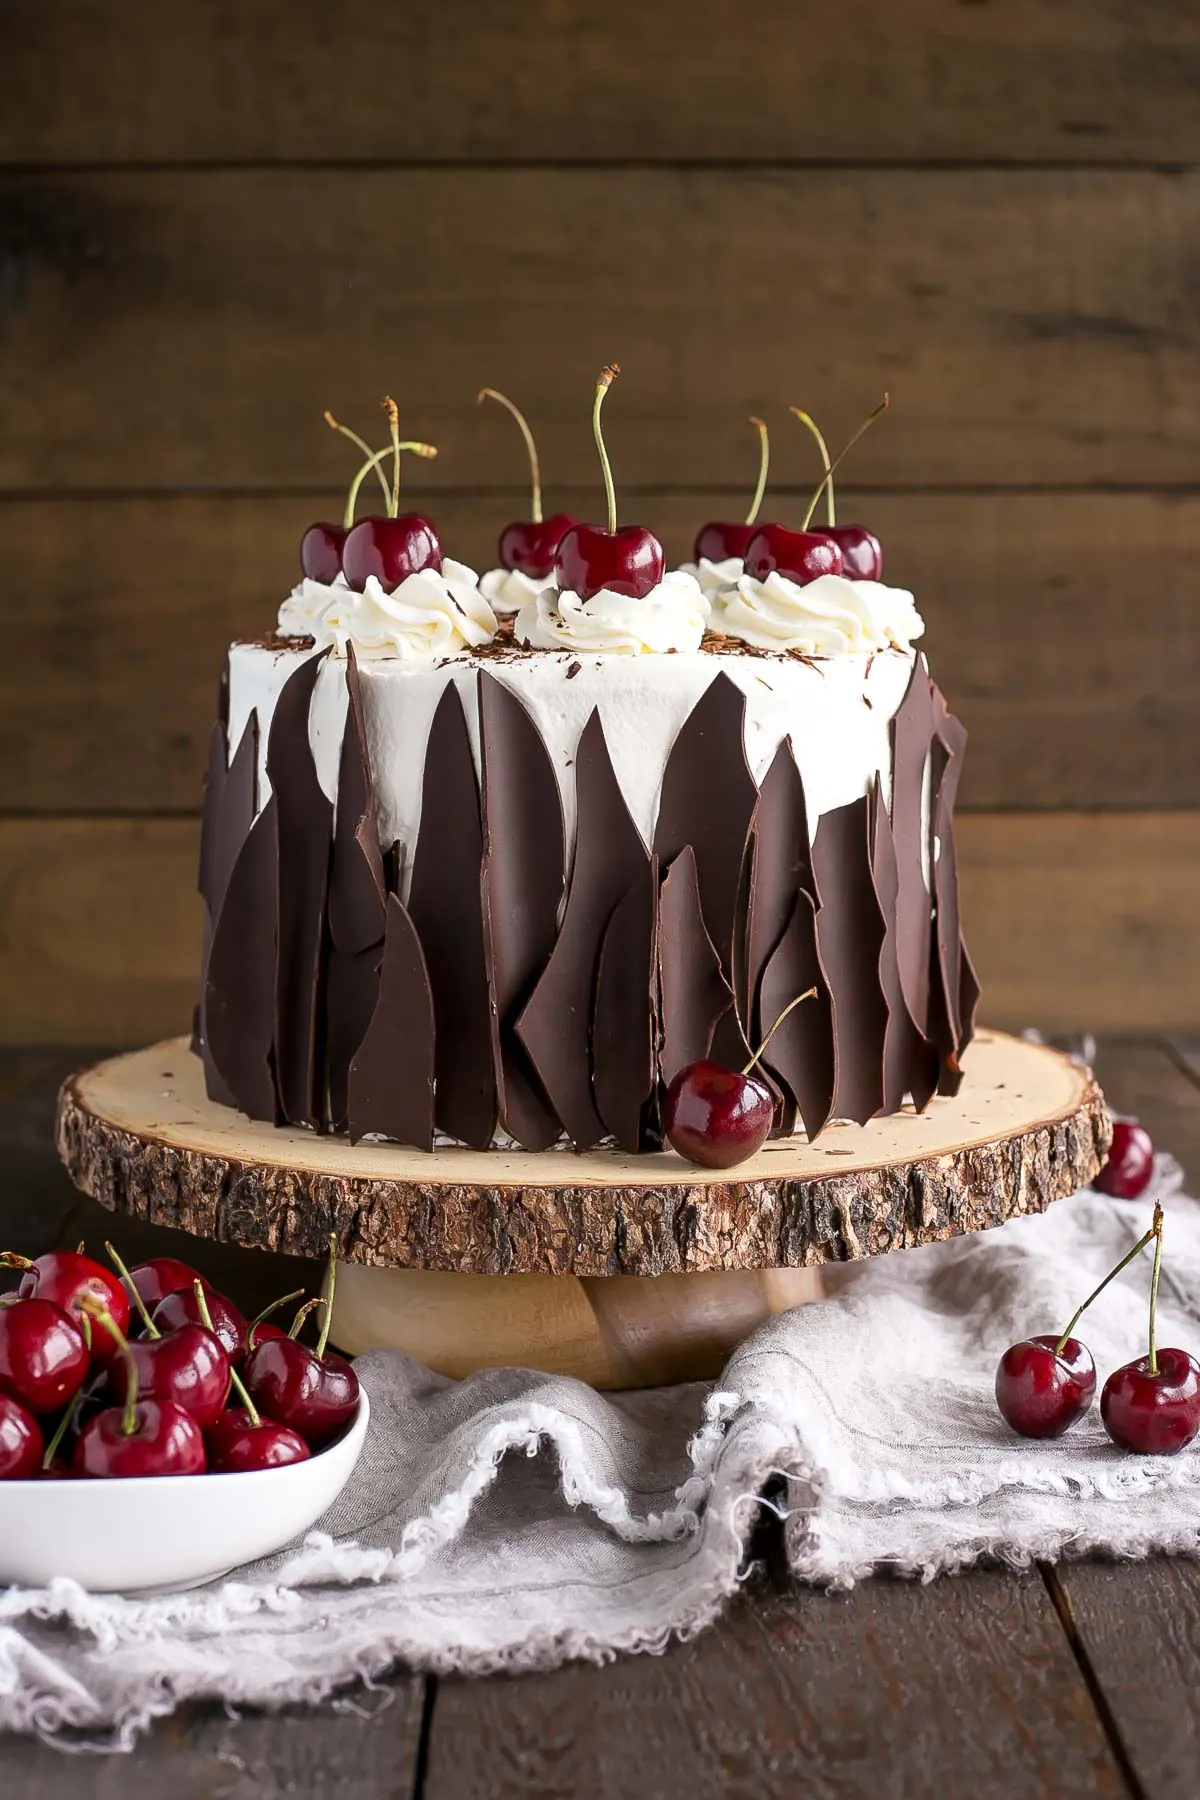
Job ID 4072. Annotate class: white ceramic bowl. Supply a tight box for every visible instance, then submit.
[0,1389,369,1594]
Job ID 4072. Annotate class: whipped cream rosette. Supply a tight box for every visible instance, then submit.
[712,569,924,657]
[279,558,497,660]
[514,569,710,655]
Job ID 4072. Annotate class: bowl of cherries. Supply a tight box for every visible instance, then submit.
[0,1239,368,1593]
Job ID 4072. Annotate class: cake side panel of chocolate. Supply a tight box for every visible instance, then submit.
[347,894,435,1150]
[517,709,651,1149]
[657,845,734,1087]
[409,682,498,1150]
[871,777,939,1114]
[204,795,280,1122]
[478,672,565,1150]
[928,696,972,1094]
[889,655,937,1036]
[744,738,815,1046]
[812,795,888,1125]
[758,888,836,1141]
[196,698,259,1104]
[592,859,659,1154]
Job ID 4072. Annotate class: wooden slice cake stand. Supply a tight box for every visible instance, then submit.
[56,1030,1109,1389]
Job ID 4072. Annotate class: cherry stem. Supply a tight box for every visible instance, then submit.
[800,393,890,532]
[342,437,438,530]
[289,1297,326,1342]
[104,1241,160,1340]
[316,1234,337,1363]
[790,408,835,527]
[194,1281,260,1426]
[478,388,543,524]
[0,1253,33,1271]
[42,1388,84,1471]
[1148,1201,1165,1376]
[247,1288,307,1354]
[81,1299,137,1436]
[744,417,770,527]
[325,411,393,516]
[742,988,818,1077]
[592,364,621,536]
[1053,1222,1159,1356]
[382,395,402,516]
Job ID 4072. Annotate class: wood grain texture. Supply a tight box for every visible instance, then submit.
[425,1575,1124,1800]
[5,0,1200,165]
[7,490,1200,815]
[4,168,1198,491]
[4,812,1198,1043]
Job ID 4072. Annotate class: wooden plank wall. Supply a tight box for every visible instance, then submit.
[2,2,1199,1042]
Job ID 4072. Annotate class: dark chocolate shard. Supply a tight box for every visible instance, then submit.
[959,936,982,1055]
[653,672,757,977]
[347,895,435,1149]
[204,796,280,1122]
[479,673,565,1150]
[871,778,939,1114]
[758,888,836,1141]
[930,703,969,1057]
[889,655,937,1036]
[268,649,334,1129]
[328,645,387,957]
[409,682,498,1149]
[592,860,658,1153]
[327,945,383,1132]
[745,739,815,1044]
[196,707,259,1102]
[812,796,888,1125]
[517,710,650,1149]
[657,846,734,1087]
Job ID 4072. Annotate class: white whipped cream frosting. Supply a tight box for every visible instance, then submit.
[678,555,743,599]
[278,558,497,660]
[478,565,551,615]
[712,571,924,656]
[514,570,710,656]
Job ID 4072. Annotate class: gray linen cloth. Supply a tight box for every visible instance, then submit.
[4,1158,1200,1748]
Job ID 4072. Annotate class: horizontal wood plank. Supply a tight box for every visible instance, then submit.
[7,490,1199,814]
[2,813,1197,1044]
[5,0,1200,166]
[3,168,1198,491]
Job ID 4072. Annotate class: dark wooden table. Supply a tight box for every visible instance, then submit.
[3,1037,1199,1798]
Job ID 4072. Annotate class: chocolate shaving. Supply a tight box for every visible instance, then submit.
[204,796,280,1122]
[657,846,734,1086]
[889,654,937,1035]
[871,777,939,1113]
[347,895,435,1149]
[479,672,565,1150]
[409,682,498,1149]
[518,709,651,1149]
[744,739,816,1045]
[653,671,757,978]
[592,860,658,1153]
[268,650,334,1129]
[758,888,836,1141]
[812,796,888,1124]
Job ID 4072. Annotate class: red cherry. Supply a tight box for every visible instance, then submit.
[246,1319,288,1353]
[555,524,664,602]
[73,1398,207,1478]
[16,1253,130,1362]
[243,1337,361,1449]
[206,1407,312,1473]
[0,1298,90,1414]
[692,521,760,564]
[817,524,882,581]
[1102,1347,1200,1455]
[107,1324,231,1430]
[995,1335,1096,1438]
[1095,1121,1155,1200]
[663,1061,774,1170]
[0,1392,43,1480]
[499,514,578,581]
[342,514,442,593]
[126,1256,205,1317]
[299,522,348,584]
[153,1288,248,1363]
[744,524,843,586]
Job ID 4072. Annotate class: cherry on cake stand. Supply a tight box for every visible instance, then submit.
[55,1031,1110,1390]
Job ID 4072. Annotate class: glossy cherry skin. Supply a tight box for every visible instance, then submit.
[206,1408,312,1473]
[243,1338,361,1449]
[1095,1121,1155,1200]
[17,1252,131,1362]
[692,520,760,565]
[816,524,883,581]
[0,1392,44,1480]
[744,525,844,586]
[107,1324,230,1430]
[245,1320,288,1355]
[341,514,442,593]
[152,1288,248,1363]
[126,1256,205,1317]
[663,1062,774,1170]
[498,514,578,580]
[73,1398,207,1478]
[995,1335,1096,1438]
[0,1298,90,1414]
[299,522,348,584]
[555,523,665,602]
[1101,1347,1200,1454]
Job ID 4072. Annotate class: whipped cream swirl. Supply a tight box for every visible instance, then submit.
[678,555,743,600]
[712,571,924,656]
[514,570,710,655]
[278,559,497,660]
[478,565,551,615]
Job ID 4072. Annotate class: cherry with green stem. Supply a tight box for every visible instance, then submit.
[693,417,772,565]
[745,394,889,586]
[479,387,578,580]
[554,365,665,602]
[103,1246,232,1428]
[243,1238,361,1449]
[664,989,817,1169]
[73,1302,206,1478]
[192,1285,310,1471]
[1102,1205,1200,1454]
[790,402,886,581]
[246,1287,308,1355]
[302,398,441,587]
